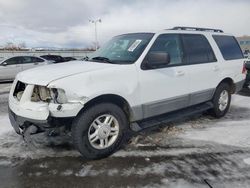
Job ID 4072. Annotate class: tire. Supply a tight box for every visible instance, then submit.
[209,83,231,118]
[72,103,129,159]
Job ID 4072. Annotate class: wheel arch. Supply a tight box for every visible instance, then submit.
[217,77,235,94]
[77,94,136,121]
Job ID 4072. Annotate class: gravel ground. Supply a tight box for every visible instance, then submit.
[1,83,250,188]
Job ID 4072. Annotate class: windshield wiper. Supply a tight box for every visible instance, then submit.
[91,56,114,64]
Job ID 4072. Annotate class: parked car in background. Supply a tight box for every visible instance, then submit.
[244,54,250,59]
[0,56,50,81]
[40,55,65,63]
[244,61,250,88]
[243,50,250,59]
[63,57,76,62]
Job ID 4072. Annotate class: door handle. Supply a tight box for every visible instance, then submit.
[176,70,185,76]
[213,65,219,71]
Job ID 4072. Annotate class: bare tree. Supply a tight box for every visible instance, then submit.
[18,42,26,49]
[3,41,27,50]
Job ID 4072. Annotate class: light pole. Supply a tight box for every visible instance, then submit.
[89,19,102,50]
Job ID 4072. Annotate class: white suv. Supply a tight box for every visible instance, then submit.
[9,27,246,159]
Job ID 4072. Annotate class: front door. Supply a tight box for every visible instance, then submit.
[21,56,47,71]
[138,34,190,118]
[0,57,22,80]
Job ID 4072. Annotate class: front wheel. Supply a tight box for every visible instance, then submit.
[72,103,129,159]
[209,83,231,118]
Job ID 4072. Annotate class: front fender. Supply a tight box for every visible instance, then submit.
[47,64,140,112]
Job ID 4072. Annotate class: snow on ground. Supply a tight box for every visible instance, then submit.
[243,158,250,165]
[0,94,249,160]
[179,120,250,148]
[0,114,80,159]
[0,83,11,94]
[178,94,250,148]
[0,115,12,134]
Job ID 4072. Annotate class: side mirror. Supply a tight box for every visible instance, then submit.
[1,62,7,66]
[145,52,170,68]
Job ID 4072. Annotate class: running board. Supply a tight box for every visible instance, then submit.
[130,102,213,132]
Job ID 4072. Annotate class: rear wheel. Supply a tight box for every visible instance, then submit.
[72,103,128,159]
[209,83,231,118]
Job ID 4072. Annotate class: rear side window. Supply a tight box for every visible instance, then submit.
[22,56,33,64]
[182,34,217,64]
[31,57,44,62]
[213,35,243,60]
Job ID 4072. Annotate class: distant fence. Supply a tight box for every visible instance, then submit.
[0,50,93,59]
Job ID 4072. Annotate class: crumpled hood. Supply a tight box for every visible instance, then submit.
[17,61,117,86]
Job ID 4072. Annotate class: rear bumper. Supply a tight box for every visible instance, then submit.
[235,80,245,93]
[244,72,250,88]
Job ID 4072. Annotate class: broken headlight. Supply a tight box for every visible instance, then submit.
[31,86,67,104]
[31,86,51,102]
[50,88,68,104]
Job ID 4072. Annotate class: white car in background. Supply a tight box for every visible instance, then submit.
[0,56,51,81]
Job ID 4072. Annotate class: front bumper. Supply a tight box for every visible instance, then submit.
[9,108,48,135]
[9,107,74,135]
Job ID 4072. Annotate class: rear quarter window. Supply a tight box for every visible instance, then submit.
[31,57,44,62]
[213,35,244,60]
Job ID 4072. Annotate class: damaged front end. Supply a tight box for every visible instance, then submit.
[9,80,84,140]
[31,85,68,104]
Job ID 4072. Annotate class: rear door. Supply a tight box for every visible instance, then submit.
[21,56,46,71]
[180,34,219,106]
[0,57,22,80]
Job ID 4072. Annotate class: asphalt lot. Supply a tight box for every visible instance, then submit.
[1,83,250,188]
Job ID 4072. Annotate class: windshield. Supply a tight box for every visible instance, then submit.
[89,33,154,64]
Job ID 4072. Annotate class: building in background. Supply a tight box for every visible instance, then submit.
[237,36,250,58]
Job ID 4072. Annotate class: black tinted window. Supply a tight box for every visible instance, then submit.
[4,57,22,65]
[213,35,243,60]
[182,34,216,64]
[22,56,33,64]
[31,57,44,62]
[41,55,64,62]
[148,34,183,66]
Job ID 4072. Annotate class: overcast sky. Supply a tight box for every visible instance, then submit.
[0,0,249,48]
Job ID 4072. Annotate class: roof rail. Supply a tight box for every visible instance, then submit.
[171,26,224,33]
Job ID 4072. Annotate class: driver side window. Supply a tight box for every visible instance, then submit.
[4,57,22,65]
[148,34,183,66]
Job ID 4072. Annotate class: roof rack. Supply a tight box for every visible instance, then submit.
[171,26,224,33]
